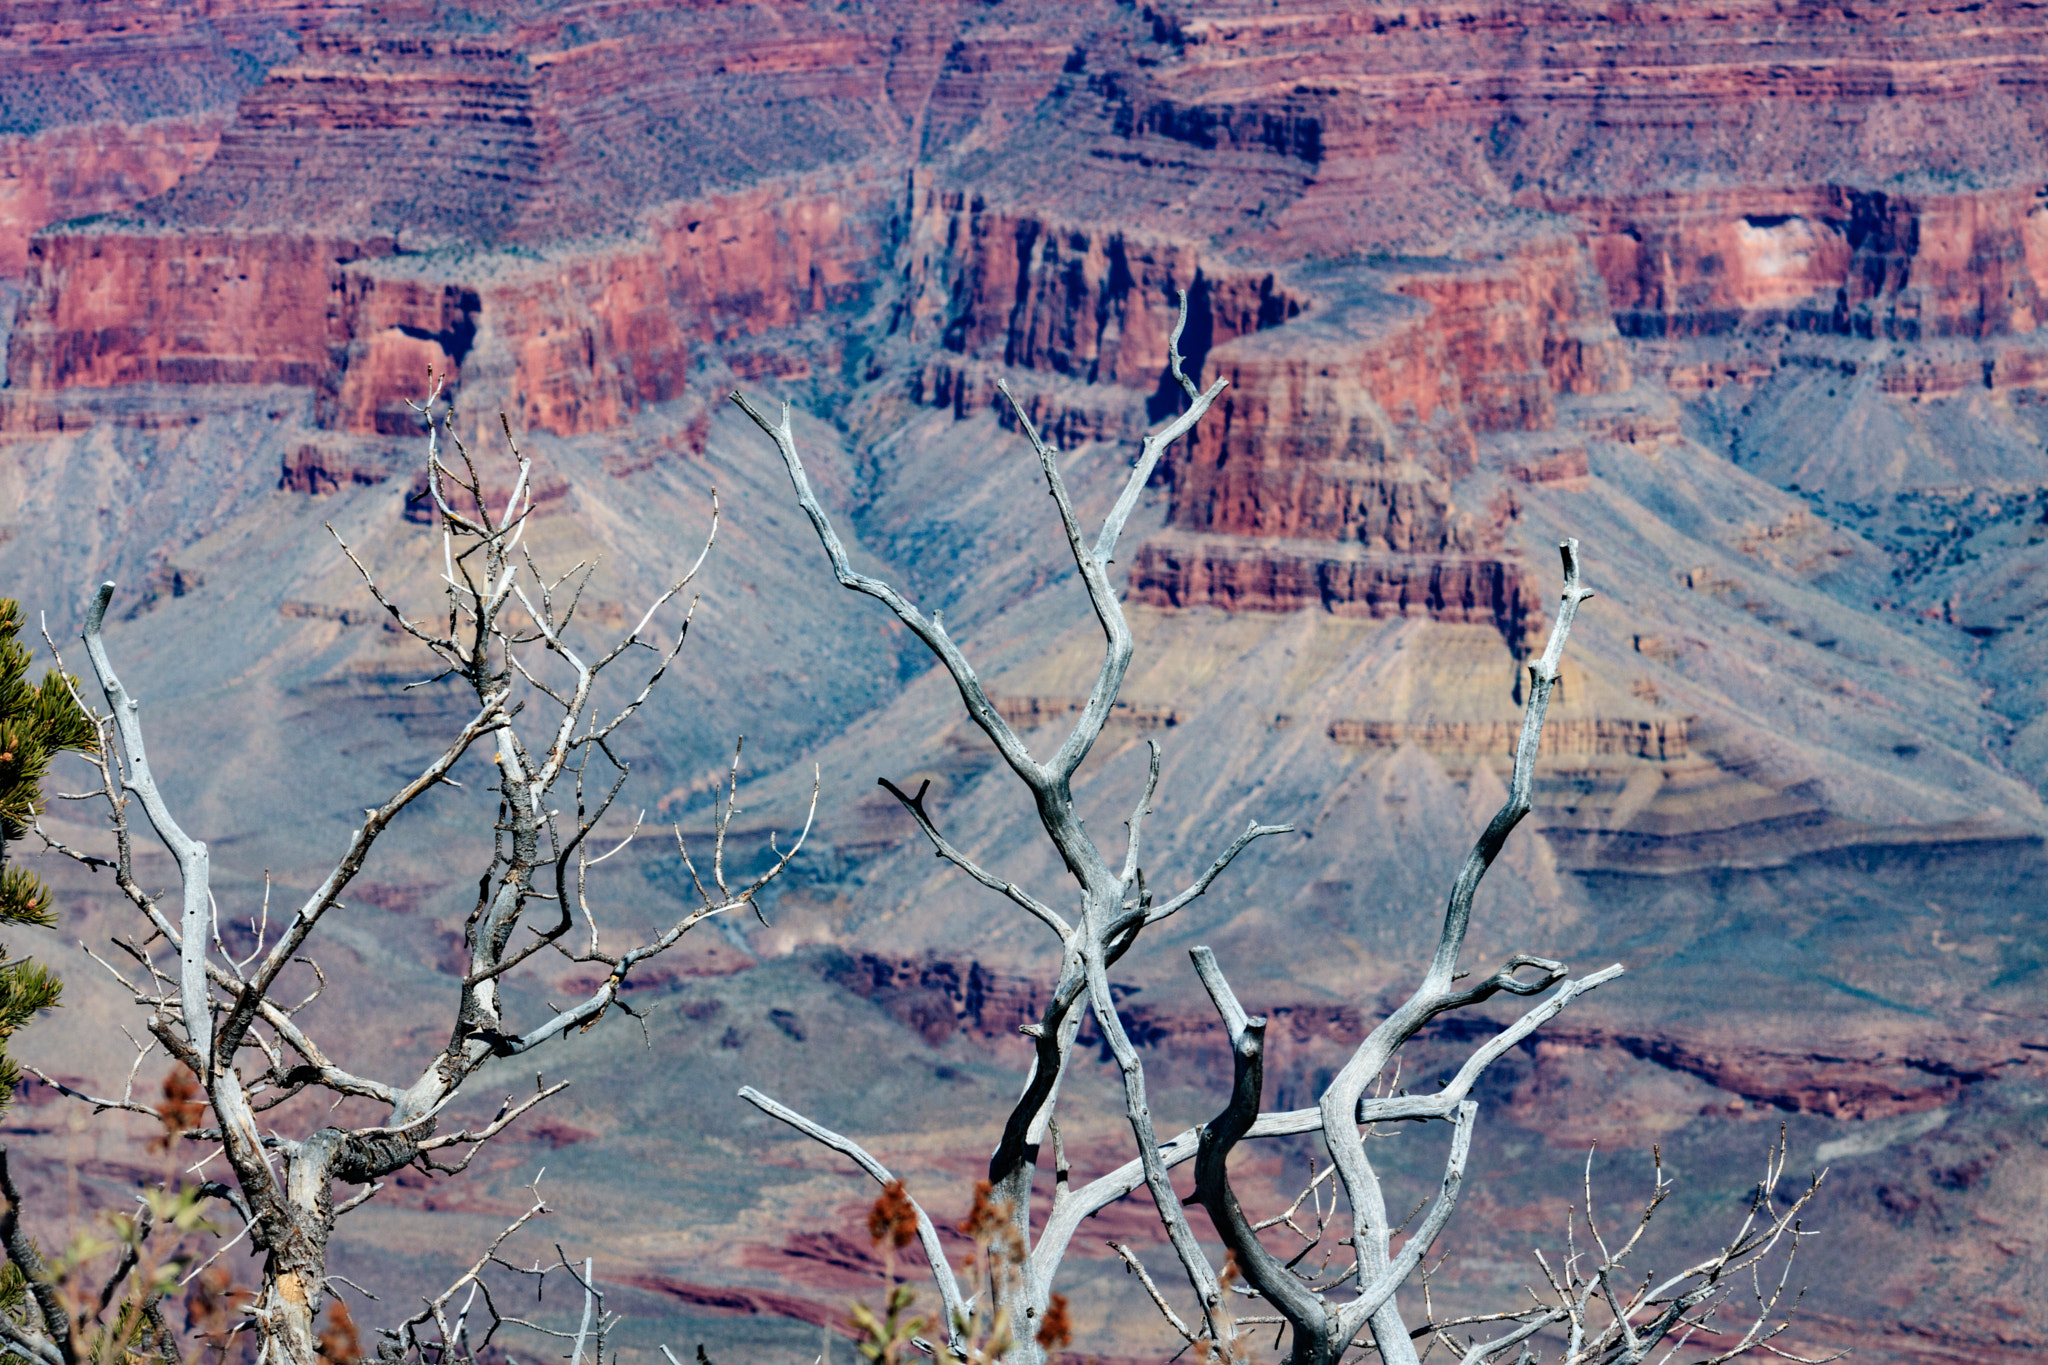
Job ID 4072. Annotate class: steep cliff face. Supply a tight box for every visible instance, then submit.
[0,0,353,276]
[5,228,385,396]
[894,175,1302,385]
[0,0,1010,432]
[1160,247,1630,550]
[1553,184,2048,343]
[321,273,482,435]
[1128,537,1544,649]
[892,184,1624,643]
[1117,246,1627,639]
[7,171,898,436]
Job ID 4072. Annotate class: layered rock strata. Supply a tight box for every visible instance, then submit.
[830,951,2034,1122]
[890,181,1628,645]
[0,0,353,275]
[8,3,2048,1361]
[0,116,225,278]
[1548,185,2048,343]
[1129,535,1543,652]
[1121,250,1629,643]
[137,0,1009,243]
[5,171,897,436]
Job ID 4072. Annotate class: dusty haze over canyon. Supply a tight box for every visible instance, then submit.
[6,0,2048,1360]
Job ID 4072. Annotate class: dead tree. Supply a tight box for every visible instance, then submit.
[735,297,1299,1360]
[734,296,1290,1359]
[1148,548,1832,1365]
[34,379,813,1365]
[736,306,1830,1364]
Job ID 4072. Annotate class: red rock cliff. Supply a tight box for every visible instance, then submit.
[6,171,897,437]
[1122,244,1625,644]
[1549,184,2048,341]
[0,0,355,275]
[891,178,1622,647]
[6,228,388,394]
[895,173,1304,390]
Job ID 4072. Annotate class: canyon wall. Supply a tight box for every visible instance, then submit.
[1548,185,2048,342]
[0,0,361,275]
[0,0,292,138]
[894,173,1303,385]
[1160,247,1631,548]
[1128,537,1544,651]
[6,0,2032,703]
[891,178,1629,647]
[5,170,899,436]
[1100,0,2048,199]
[1122,247,1627,643]
[7,228,387,393]
[831,950,2033,1122]
[139,0,1010,242]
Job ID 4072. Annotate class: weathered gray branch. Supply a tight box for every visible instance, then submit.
[82,583,213,1087]
[1145,819,1294,926]
[1309,539,1596,1365]
[736,1086,969,1348]
[877,777,1070,940]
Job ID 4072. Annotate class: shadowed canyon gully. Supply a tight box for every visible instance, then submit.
[6,1,2048,1360]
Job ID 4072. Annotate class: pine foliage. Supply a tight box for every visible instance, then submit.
[0,597,96,1110]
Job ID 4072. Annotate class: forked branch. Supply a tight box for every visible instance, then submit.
[738,297,1272,1360]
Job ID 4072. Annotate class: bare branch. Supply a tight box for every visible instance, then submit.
[20,1067,162,1119]
[729,390,1046,796]
[395,1174,551,1357]
[736,1087,968,1327]
[417,1080,571,1157]
[1145,821,1294,926]
[877,778,1069,940]
[47,379,801,1365]
[1093,288,1221,564]
[1107,1242,1197,1345]
[81,582,214,1085]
